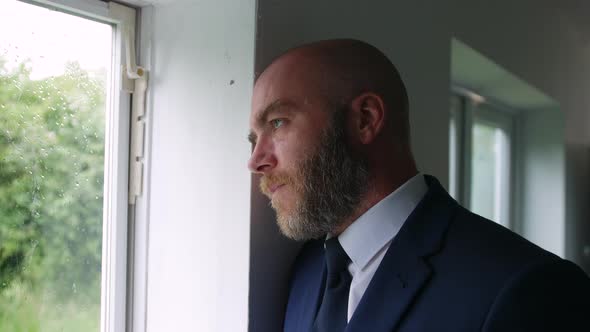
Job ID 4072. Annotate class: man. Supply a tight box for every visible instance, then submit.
[247,39,590,331]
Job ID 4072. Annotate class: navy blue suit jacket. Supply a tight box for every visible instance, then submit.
[284,176,590,331]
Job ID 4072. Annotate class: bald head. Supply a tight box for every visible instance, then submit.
[249,39,418,239]
[258,39,410,145]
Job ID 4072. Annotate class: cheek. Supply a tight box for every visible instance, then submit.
[274,134,306,170]
[274,113,328,169]
[277,130,319,161]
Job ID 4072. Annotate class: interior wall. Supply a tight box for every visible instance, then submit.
[566,144,590,271]
[518,108,565,256]
[144,1,255,331]
[253,0,590,330]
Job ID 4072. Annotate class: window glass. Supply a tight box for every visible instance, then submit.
[470,122,497,220]
[451,94,512,226]
[0,1,111,331]
[470,120,508,224]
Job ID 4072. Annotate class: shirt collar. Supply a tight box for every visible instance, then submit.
[336,173,428,272]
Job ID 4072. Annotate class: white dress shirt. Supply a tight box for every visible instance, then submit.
[334,174,428,322]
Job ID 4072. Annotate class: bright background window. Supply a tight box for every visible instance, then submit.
[449,92,513,228]
[470,103,512,226]
[0,1,112,331]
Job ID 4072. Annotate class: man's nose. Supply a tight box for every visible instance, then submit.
[248,140,277,174]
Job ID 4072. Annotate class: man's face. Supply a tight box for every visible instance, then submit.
[248,57,369,240]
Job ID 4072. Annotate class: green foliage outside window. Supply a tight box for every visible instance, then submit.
[0,58,105,331]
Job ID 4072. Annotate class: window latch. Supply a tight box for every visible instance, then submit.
[112,1,149,205]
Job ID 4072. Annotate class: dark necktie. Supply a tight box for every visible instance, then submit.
[313,238,352,332]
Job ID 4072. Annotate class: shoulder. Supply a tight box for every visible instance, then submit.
[420,203,590,329]
[481,258,590,331]
[424,204,566,309]
[443,206,558,271]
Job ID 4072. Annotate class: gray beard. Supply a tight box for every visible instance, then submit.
[276,109,370,241]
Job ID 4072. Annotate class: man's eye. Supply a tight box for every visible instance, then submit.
[271,119,284,129]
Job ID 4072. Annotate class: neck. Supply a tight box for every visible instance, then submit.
[330,165,419,237]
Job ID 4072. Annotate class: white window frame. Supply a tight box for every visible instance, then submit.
[450,86,515,228]
[20,1,139,332]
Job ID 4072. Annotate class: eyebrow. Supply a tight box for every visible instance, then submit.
[247,132,257,145]
[248,99,297,145]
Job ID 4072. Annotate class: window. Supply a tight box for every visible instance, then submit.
[0,1,141,331]
[449,89,514,227]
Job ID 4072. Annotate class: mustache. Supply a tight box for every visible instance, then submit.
[260,173,294,197]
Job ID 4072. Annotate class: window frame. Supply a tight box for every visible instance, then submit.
[450,86,516,229]
[20,1,138,332]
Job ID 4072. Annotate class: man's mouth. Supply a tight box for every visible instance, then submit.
[269,183,285,194]
[260,175,289,197]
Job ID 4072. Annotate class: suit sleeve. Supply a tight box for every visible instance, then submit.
[481,259,590,332]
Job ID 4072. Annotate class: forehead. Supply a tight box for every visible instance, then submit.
[250,56,323,125]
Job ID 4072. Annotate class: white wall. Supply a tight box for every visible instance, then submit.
[143,1,255,331]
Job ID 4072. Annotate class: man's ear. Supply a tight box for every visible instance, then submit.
[350,92,386,144]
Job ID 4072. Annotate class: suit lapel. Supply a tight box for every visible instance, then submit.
[284,240,326,332]
[299,261,326,331]
[346,176,458,332]
[346,242,431,332]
